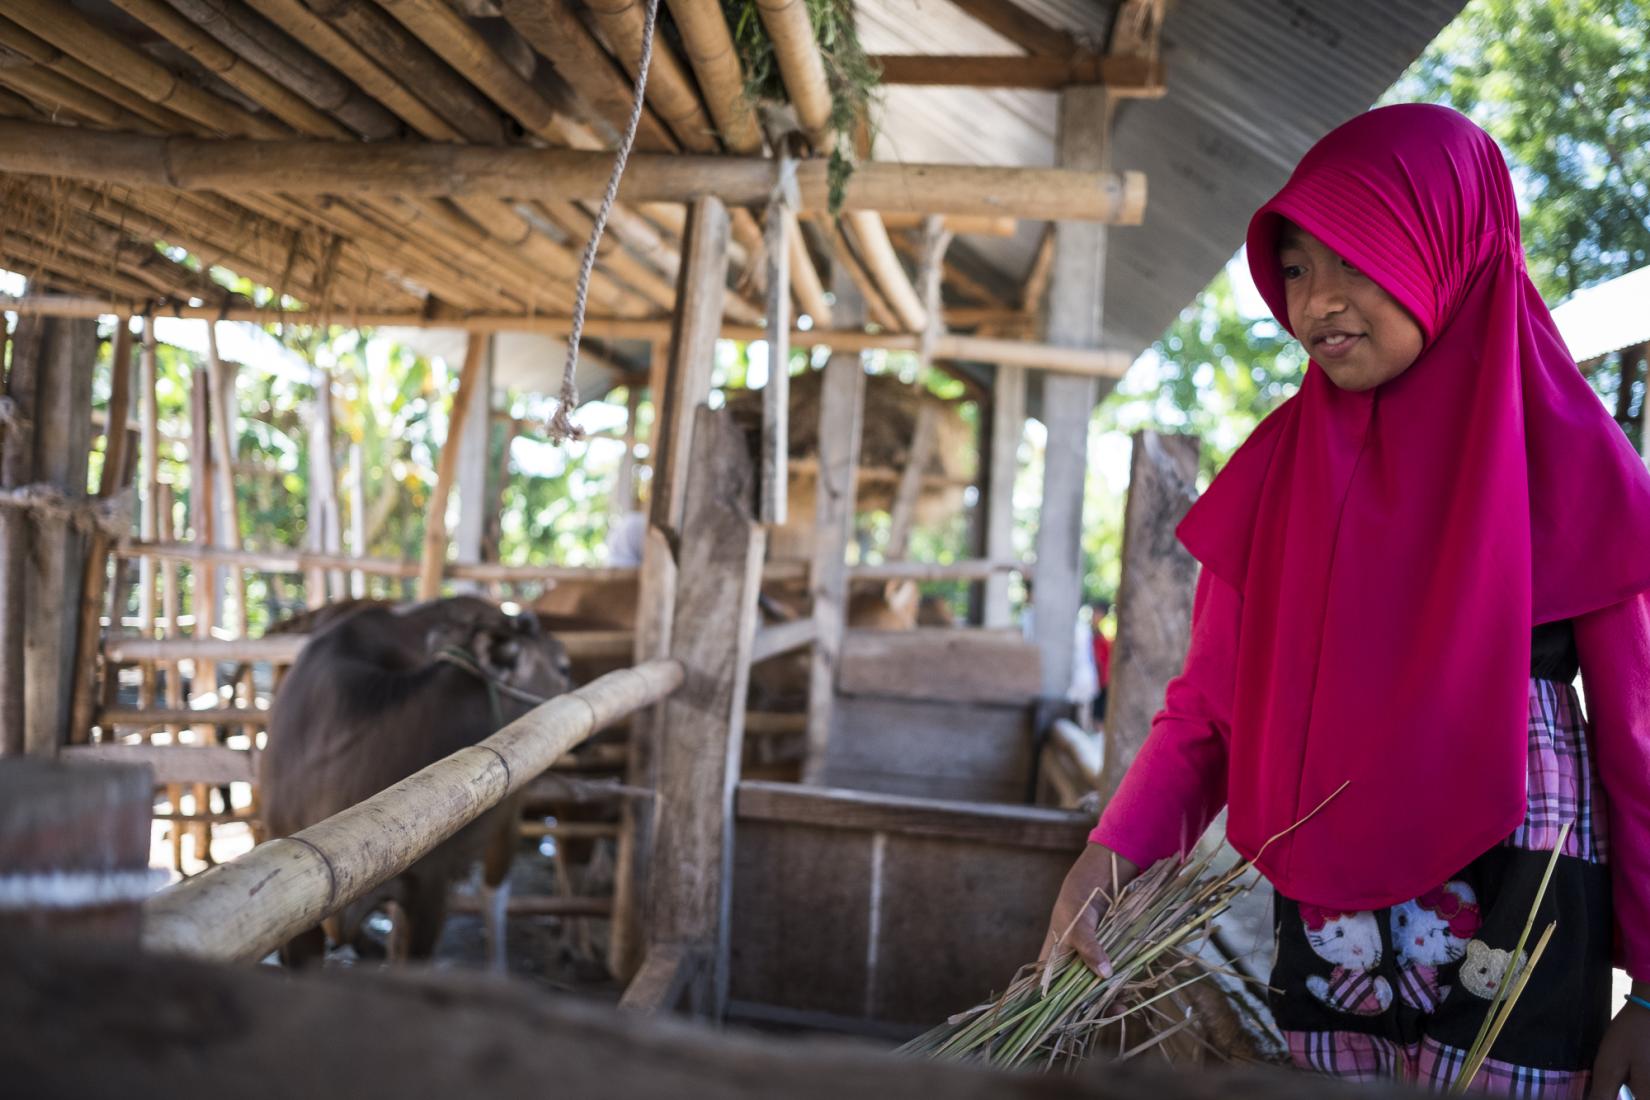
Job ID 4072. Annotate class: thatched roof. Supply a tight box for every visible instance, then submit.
[0,0,1465,393]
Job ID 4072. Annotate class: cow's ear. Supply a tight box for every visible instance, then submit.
[514,609,542,638]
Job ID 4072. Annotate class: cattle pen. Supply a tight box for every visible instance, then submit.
[0,0,1466,1096]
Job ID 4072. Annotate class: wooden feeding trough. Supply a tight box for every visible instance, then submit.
[0,0,1468,1090]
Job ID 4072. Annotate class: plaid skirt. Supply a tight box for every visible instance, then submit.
[1270,678,1613,1098]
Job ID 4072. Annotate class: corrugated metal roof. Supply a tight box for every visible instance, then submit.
[860,0,1468,357]
[1550,265,1650,364]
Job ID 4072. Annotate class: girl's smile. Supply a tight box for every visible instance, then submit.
[1278,222,1424,391]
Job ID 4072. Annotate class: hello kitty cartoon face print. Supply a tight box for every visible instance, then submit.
[1300,906,1394,1016]
[1393,881,1481,969]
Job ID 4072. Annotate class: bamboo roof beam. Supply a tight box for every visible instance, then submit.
[0,59,158,131]
[372,0,586,146]
[0,16,191,131]
[843,211,927,331]
[497,0,679,152]
[161,0,403,140]
[870,54,1166,96]
[448,197,652,316]
[106,0,357,139]
[663,0,764,154]
[0,243,169,302]
[240,0,463,140]
[5,218,236,304]
[581,0,719,154]
[0,83,46,120]
[819,216,899,330]
[0,126,1147,221]
[4,0,288,138]
[0,296,1140,378]
[881,213,1019,238]
[297,0,507,143]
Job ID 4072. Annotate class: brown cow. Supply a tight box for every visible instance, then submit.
[260,596,571,971]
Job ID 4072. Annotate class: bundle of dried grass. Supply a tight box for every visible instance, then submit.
[898,847,1284,1073]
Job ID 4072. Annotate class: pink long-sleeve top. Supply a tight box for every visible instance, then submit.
[1090,570,1650,982]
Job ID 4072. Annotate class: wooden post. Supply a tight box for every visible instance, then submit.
[453,341,494,589]
[0,757,153,942]
[188,356,217,636]
[0,317,40,757]
[69,318,135,745]
[418,334,487,601]
[611,383,640,519]
[983,364,1025,628]
[759,169,793,527]
[801,275,866,784]
[1032,86,1111,701]
[346,441,367,598]
[884,399,938,561]
[22,316,97,757]
[1097,431,1200,803]
[205,325,243,631]
[645,408,764,1018]
[613,198,730,982]
[305,364,344,601]
[138,319,160,641]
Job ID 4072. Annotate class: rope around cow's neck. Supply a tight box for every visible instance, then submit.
[434,644,549,728]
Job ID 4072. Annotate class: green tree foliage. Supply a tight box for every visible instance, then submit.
[1391,0,1650,301]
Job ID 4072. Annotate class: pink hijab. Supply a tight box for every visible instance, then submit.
[1178,104,1650,910]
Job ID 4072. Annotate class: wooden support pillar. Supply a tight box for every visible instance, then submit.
[69,318,135,746]
[187,354,217,636]
[1032,86,1111,701]
[417,334,488,601]
[612,198,730,983]
[138,319,160,641]
[309,365,345,601]
[645,407,764,1018]
[801,274,867,784]
[453,341,494,589]
[20,316,97,756]
[885,399,937,561]
[983,364,1025,628]
[346,442,367,598]
[1097,431,1200,802]
[0,316,39,757]
[205,326,244,629]
[759,169,793,527]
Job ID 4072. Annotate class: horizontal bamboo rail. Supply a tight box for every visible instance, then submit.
[99,707,263,728]
[112,541,641,584]
[0,297,1136,378]
[0,121,1148,223]
[848,559,1027,582]
[140,658,684,963]
[104,635,308,664]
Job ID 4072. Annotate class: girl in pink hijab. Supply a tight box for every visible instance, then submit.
[1043,104,1650,1097]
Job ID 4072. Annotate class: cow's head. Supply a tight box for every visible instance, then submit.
[470,609,572,707]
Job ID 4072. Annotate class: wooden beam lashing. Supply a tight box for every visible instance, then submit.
[871,54,1165,96]
[0,122,1148,224]
[1097,432,1199,803]
[646,408,765,1018]
[418,334,488,600]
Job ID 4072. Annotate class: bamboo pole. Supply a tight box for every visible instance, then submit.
[662,0,763,153]
[140,658,686,964]
[0,14,194,131]
[0,297,1137,377]
[843,211,927,332]
[0,122,1149,223]
[137,320,159,643]
[187,359,218,639]
[418,335,488,600]
[204,325,244,633]
[583,0,718,153]
[68,317,135,745]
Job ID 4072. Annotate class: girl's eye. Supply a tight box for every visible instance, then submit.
[1281,264,1305,280]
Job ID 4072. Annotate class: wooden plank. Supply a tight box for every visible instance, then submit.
[802,276,866,785]
[647,409,765,1018]
[836,628,1039,705]
[1032,86,1111,700]
[419,333,488,599]
[1098,431,1200,802]
[735,780,1093,850]
[104,635,309,664]
[0,316,38,757]
[453,340,494,586]
[650,196,729,536]
[759,171,791,527]
[618,944,698,1015]
[61,743,257,786]
[870,54,1165,95]
[983,364,1025,628]
[850,559,1023,583]
[750,617,816,664]
[97,708,266,729]
[206,325,246,625]
[823,696,1034,805]
[23,316,96,756]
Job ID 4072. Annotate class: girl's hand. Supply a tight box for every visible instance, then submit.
[1589,982,1650,1100]
[1040,842,1140,977]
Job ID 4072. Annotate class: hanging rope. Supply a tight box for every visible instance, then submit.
[547,0,664,443]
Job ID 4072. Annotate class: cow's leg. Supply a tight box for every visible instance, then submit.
[480,809,517,974]
[279,925,326,969]
[401,875,449,961]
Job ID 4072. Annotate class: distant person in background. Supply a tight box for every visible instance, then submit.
[1090,599,1113,725]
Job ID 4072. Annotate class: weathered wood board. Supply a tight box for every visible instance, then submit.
[728,781,1088,1031]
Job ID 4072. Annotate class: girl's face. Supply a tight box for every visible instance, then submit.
[1278,223,1425,392]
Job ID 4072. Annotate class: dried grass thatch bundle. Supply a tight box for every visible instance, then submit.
[898,847,1285,1073]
